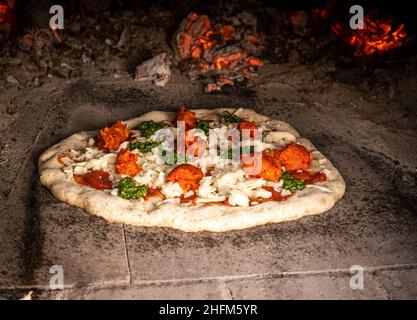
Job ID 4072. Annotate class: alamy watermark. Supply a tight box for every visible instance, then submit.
[349,265,364,290]
[349,5,364,30]
[49,5,64,30]
[49,265,64,289]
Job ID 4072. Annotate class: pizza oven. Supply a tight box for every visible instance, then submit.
[1,0,417,300]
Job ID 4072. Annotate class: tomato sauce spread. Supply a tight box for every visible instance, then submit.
[143,188,164,200]
[290,170,327,184]
[253,186,291,203]
[180,193,198,205]
[57,152,69,165]
[74,170,113,190]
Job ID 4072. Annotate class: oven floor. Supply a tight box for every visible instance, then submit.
[1,63,416,299]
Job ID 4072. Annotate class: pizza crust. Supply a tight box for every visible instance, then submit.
[38,108,346,232]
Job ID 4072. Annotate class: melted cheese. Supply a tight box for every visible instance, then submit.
[228,190,249,207]
[161,182,183,198]
[65,122,314,204]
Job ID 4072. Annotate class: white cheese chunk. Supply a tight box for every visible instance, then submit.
[197,176,217,198]
[228,190,249,207]
[213,168,245,193]
[134,169,165,188]
[161,182,183,198]
[183,190,194,198]
[118,141,130,151]
[281,189,291,197]
[254,189,272,198]
[238,178,265,191]
[264,180,283,192]
[73,166,88,175]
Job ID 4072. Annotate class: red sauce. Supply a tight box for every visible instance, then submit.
[253,186,291,203]
[57,152,69,165]
[290,170,327,184]
[74,170,113,190]
[179,193,198,205]
[202,199,231,206]
[144,188,164,201]
[57,152,85,165]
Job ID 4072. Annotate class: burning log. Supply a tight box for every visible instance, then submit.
[172,12,264,92]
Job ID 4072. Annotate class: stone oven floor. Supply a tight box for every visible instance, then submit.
[1,63,417,299]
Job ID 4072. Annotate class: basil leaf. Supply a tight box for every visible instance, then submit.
[196,120,212,136]
[117,177,148,199]
[129,140,162,153]
[137,120,165,138]
[281,171,305,191]
[221,111,242,123]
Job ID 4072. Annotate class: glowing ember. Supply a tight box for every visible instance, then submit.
[0,3,11,24]
[172,12,263,92]
[347,18,407,56]
[0,1,12,42]
[312,4,408,57]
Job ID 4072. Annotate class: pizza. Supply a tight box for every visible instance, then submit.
[38,107,345,232]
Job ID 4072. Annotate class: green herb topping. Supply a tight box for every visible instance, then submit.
[281,171,306,191]
[117,177,148,200]
[221,111,243,123]
[137,120,165,138]
[161,150,190,164]
[196,120,212,136]
[129,140,162,153]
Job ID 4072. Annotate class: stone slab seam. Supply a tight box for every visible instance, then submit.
[2,262,416,291]
[122,224,133,284]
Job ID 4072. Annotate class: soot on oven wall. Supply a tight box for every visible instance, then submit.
[1,0,416,90]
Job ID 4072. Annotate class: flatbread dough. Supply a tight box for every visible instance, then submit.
[38,108,346,232]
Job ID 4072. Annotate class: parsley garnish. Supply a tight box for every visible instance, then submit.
[221,111,242,123]
[161,150,190,164]
[137,120,165,138]
[196,120,212,136]
[129,140,162,153]
[117,177,148,200]
[281,171,305,191]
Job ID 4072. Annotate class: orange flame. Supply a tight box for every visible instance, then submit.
[347,18,407,56]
